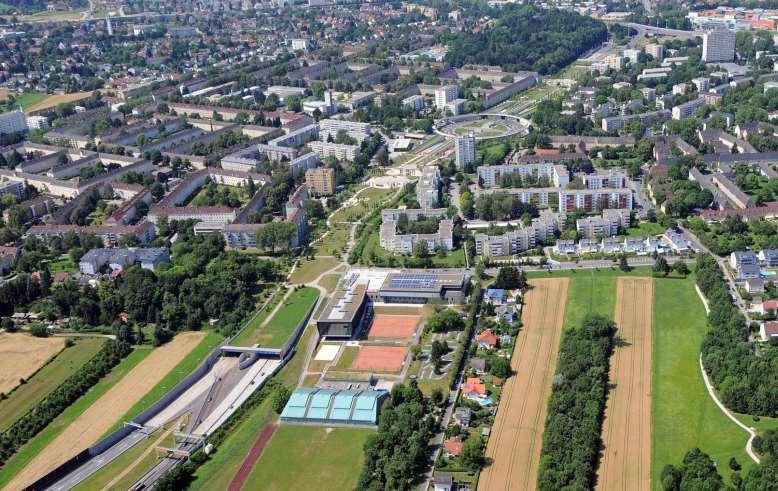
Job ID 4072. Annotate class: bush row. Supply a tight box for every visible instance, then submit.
[537,314,616,490]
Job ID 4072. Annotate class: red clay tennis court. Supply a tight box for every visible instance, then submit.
[352,346,407,372]
[368,314,421,339]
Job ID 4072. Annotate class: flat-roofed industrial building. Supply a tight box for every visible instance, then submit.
[317,283,369,338]
[376,271,469,304]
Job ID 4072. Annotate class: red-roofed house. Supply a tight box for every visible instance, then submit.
[477,329,498,349]
[443,437,463,458]
[758,300,778,317]
[761,321,778,342]
[461,377,487,402]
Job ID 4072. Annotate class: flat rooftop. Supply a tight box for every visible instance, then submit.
[318,283,367,324]
[380,271,466,292]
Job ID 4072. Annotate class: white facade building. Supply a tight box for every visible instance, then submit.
[434,85,458,110]
[0,110,27,135]
[455,133,475,169]
[702,29,736,63]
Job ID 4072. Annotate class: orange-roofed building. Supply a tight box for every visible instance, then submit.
[443,437,463,457]
[462,377,486,398]
[477,329,498,349]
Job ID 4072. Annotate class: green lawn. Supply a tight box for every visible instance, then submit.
[651,276,754,488]
[190,325,315,489]
[102,331,223,436]
[313,222,351,256]
[46,254,78,274]
[3,91,48,110]
[289,256,340,284]
[0,347,152,488]
[187,184,249,208]
[0,337,105,431]
[626,221,666,237]
[330,188,393,223]
[333,345,359,370]
[242,425,373,491]
[319,273,341,293]
[232,287,319,348]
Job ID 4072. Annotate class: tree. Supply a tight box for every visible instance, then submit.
[493,266,527,290]
[430,387,445,407]
[619,254,630,272]
[1,317,16,332]
[430,340,449,373]
[653,256,670,276]
[488,356,511,379]
[413,240,429,259]
[271,385,292,414]
[674,261,690,277]
[29,323,49,337]
[460,437,485,471]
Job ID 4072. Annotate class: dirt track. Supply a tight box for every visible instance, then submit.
[478,278,569,491]
[0,333,65,394]
[5,331,206,491]
[596,277,653,491]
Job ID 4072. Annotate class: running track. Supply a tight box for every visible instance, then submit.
[228,423,277,491]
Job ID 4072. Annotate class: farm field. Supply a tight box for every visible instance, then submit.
[0,348,151,489]
[232,287,318,348]
[478,278,569,491]
[0,337,104,431]
[25,91,92,112]
[240,425,373,491]
[651,276,754,487]
[4,331,207,490]
[0,333,65,394]
[597,277,653,491]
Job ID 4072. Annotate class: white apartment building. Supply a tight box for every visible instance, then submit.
[318,119,371,144]
[702,29,736,62]
[692,77,711,92]
[402,95,425,112]
[417,165,440,208]
[455,133,476,168]
[434,85,459,110]
[0,110,27,135]
[672,98,706,120]
[477,162,569,187]
[308,141,360,161]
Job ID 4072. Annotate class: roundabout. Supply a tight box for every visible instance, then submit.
[434,113,530,140]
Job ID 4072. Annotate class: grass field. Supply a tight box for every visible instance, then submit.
[0,348,151,489]
[19,9,89,21]
[651,276,754,488]
[313,223,350,256]
[333,345,359,370]
[626,222,666,237]
[190,325,315,489]
[103,331,223,436]
[0,337,104,431]
[289,256,340,284]
[329,187,394,223]
[0,91,48,110]
[232,287,319,348]
[241,425,373,490]
[187,184,249,208]
[319,273,341,292]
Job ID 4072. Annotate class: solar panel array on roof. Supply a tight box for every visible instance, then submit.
[280,388,387,425]
[387,273,439,290]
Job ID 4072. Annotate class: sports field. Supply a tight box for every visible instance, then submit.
[479,278,569,491]
[352,345,407,372]
[367,314,420,340]
[0,337,104,431]
[0,333,65,394]
[597,277,653,491]
[233,287,319,348]
[5,332,206,490]
[240,425,373,491]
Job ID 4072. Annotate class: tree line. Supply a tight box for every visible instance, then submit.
[537,314,616,489]
[356,382,437,491]
[0,339,132,466]
[696,254,778,416]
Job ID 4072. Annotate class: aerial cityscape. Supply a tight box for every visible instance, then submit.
[0,0,777,489]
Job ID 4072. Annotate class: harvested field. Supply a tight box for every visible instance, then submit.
[367,314,420,340]
[351,345,407,372]
[0,333,65,394]
[596,277,653,491]
[478,278,569,491]
[25,92,92,113]
[5,331,206,490]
